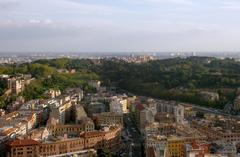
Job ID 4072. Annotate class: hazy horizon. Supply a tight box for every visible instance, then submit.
[1,0,240,52]
[0,51,239,56]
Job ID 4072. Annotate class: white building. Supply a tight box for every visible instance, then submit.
[110,97,128,114]
[157,100,187,125]
[145,135,169,157]
[174,105,186,125]
[88,80,101,91]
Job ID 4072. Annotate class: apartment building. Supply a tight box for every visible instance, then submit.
[110,97,128,114]
[95,112,123,126]
[6,126,121,157]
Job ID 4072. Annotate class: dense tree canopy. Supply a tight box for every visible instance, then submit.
[0,56,239,109]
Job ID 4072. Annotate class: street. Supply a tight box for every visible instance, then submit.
[123,113,143,157]
[117,112,143,157]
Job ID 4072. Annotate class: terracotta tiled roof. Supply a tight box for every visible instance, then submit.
[136,104,145,111]
[192,141,200,149]
[6,139,39,147]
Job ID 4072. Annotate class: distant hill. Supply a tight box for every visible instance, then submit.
[0,56,239,109]
[92,57,240,109]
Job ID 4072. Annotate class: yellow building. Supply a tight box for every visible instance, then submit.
[167,136,206,157]
[47,123,94,137]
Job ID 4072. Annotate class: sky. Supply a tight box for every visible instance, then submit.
[0,0,240,53]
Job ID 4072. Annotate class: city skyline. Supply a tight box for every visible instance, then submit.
[0,0,240,52]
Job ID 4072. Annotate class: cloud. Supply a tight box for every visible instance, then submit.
[0,0,239,52]
[128,0,194,5]
[0,0,137,28]
[219,0,240,10]
[28,19,53,25]
[0,21,238,52]
[0,0,20,10]
[29,19,41,24]
[0,23,94,41]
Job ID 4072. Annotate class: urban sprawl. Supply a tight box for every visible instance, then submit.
[0,71,240,157]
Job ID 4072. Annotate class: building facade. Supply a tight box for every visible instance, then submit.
[6,126,121,157]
